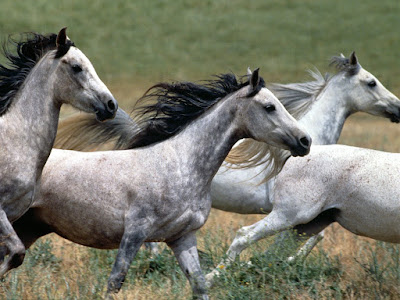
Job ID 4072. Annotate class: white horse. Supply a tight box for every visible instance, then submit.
[205,53,400,284]
[0,28,117,276]
[53,52,400,265]
[207,144,400,277]
[8,70,311,299]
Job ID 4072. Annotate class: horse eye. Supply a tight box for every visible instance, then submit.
[368,80,376,88]
[71,64,83,73]
[265,104,276,113]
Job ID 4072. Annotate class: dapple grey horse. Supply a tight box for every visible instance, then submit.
[0,28,117,276]
[8,70,311,299]
[53,52,400,268]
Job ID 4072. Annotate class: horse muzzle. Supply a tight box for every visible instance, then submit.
[386,111,400,123]
[95,99,118,122]
[290,135,312,157]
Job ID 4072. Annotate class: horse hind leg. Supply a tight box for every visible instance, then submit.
[0,210,25,277]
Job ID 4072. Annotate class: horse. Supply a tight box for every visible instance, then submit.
[52,52,400,266]
[0,28,118,277]
[7,69,311,299]
[208,144,400,277]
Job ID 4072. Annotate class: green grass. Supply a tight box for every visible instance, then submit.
[1,233,400,299]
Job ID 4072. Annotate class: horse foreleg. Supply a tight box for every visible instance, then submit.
[167,231,208,300]
[0,210,25,277]
[263,229,312,259]
[106,221,147,296]
[266,208,336,262]
[287,231,324,262]
[205,211,292,287]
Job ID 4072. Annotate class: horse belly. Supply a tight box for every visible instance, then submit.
[337,199,400,243]
[46,210,125,249]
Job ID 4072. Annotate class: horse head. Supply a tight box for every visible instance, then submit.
[239,68,311,157]
[331,51,400,123]
[51,28,118,121]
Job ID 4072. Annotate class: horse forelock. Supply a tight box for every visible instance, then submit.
[127,72,265,149]
[0,32,75,117]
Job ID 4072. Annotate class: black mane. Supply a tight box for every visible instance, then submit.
[128,73,265,148]
[0,32,74,116]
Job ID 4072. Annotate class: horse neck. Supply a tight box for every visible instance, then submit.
[1,56,61,173]
[299,76,351,144]
[167,93,242,184]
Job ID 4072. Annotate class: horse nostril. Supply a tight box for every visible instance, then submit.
[107,100,116,111]
[300,136,310,148]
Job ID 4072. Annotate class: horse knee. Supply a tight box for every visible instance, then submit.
[236,226,248,238]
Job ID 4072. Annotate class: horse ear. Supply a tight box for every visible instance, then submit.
[56,27,67,47]
[247,67,252,81]
[247,67,252,76]
[250,68,260,89]
[349,51,358,65]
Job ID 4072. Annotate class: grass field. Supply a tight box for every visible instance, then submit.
[1,0,400,299]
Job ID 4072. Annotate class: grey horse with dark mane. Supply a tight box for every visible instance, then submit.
[50,52,400,284]
[8,69,310,299]
[53,52,400,266]
[0,28,117,276]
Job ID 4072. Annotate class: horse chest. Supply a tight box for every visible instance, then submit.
[0,181,35,221]
[148,198,211,242]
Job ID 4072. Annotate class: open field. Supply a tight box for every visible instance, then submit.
[1,0,400,299]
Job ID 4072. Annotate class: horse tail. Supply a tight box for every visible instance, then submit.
[54,108,138,151]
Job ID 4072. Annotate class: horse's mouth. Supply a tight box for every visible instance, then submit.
[386,111,400,123]
[94,104,117,122]
[95,109,115,122]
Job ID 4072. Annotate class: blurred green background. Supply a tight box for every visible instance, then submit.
[1,0,399,91]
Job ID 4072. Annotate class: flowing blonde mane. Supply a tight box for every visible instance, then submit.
[225,68,331,183]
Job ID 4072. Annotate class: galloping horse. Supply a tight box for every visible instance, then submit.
[207,144,400,277]
[8,70,311,299]
[0,28,117,276]
[53,52,400,265]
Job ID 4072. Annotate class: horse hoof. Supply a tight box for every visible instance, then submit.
[205,273,215,289]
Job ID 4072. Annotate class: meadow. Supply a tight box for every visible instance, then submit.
[1,0,400,299]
